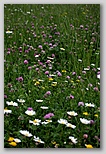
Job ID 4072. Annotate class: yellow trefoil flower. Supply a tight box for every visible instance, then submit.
[94,114,98,118]
[9,141,17,146]
[62,70,66,73]
[85,144,93,148]
[76,80,80,82]
[51,82,57,86]
[51,141,56,145]
[34,81,40,85]
[48,77,53,81]
[8,137,14,142]
[83,112,89,116]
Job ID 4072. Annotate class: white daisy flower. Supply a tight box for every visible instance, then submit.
[17,99,25,103]
[25,110,36,116]
[97,74,100,79]
[47,57,54,60]
[84,68,90,71]
[33,136,45,144]
[36,100,43,102]
[66,123,76,129]
[80,118,91,124]
[60,48,65,51]
[67,111,78,116]
[69,136,78,144]
[97,67,100,71]
[14,138,21,143]
[19,130,33,137]
[58,119,68,125]
[29,119,41,125]
[85,103,95,107]
[40,106,48,109]
[38,79,44,82]
[78,59,82,62]
[64,80,68,83]
[41,121,49,125]
[6,101,18,106]
[27,12,31,14]
[49,74,56,77]
[35,55,40,58]
[42,120,52,125]
[91,63,95,66]
[6,30,13,34]
[4,109,12,114]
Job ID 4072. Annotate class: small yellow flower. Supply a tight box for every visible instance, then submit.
[85,144,93,148]
[33,120,38,123]
[60,48,65,51]
[62,70,66,73]
[55,144,59,148]
[51,141,56,144]
[76,80,80,82]
[4,107,8,110]
[34,81,40,85]
[9,142,17,146]
[46,120,52,122]
[51,82,57,86]
[70,80,74,83]
[94,114,98,118]
[49,78,53,81]
[8,137,14,142]
[83,112,89,116]
[42,86,45,89]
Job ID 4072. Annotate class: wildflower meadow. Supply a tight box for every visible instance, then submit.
[4,4,100,148]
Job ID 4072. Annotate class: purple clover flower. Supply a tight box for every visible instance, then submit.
[25,50,29,53]
[7,51,10,54]
[36,68,39,71]
[46,60,51,64]
[70,94,74,99]
[88,83,93,87]
[66,76,70,79]
[45,71,49,75]
[16,76,23,82]
[80,25,84,28]
[83,134,88,139]
[27,107,33,111]
[82,71,86,74]
[78,102,84,106]
[44,113,54,119]
[38,45,43,49]
[28,66,32,70]
[90,120,95,125]
[93,87,99,91]
[52,54,55,58]
[72,72,76,75]
[57,72,62,77]
[4,94,7,99]
[46,91,51,95]
[24,60,28,64]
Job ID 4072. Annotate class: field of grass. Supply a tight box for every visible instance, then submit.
[4,4,100,148]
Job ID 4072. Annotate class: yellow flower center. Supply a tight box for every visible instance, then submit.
[83,112,89,116]
[33,120,38,123]
[49,78,53,81]
[94,114,98,118]
[62,70,66,72]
